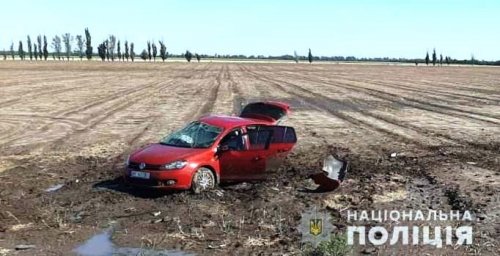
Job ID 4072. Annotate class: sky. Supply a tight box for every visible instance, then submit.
[0,0,498,60]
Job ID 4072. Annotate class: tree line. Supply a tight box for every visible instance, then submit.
[1,28,203,63]
[1,29,498,65]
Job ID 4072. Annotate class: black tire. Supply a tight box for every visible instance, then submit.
[191,167,215,194]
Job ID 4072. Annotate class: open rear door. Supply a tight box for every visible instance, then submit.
[246,125,297,179]
[240,102,290,124]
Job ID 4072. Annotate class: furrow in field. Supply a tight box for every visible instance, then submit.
[0,72,89,88]
[0,76,123,108]
[260,66,500,124]
[190,65,224,119]
[249,66,500,151]
[237,66,434,154]
[242,66,471,148]
[320,73,500,104]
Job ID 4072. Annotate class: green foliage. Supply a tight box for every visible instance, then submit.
[34,44,38,60]
[140,49,148,60]
[425,51,429,65]
[27,36,32,60]
[159,41,167,61]
[62,33,73,61]
[104,40,109,60]
[185,50,193,62]
[152,42,157,61]
[130,42,135,62]
[10,43,14,60]
[43,35,48,60]
[117,40,121,61]
[97,41,106,61]
[36,35,42,59]
[108,35,116,61]
[51,35,62,60]
[195,53,200,62]
[124,41,129,61]
[302,234,351,256]
[18,41,25,60]
[85,28,92,60]
[294,50,299,63]
[147,41,151,61]
[76,35,85,60]
[308,48,313,63]
[432,48,437,66]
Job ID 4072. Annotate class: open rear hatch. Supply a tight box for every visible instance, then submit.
[239,102,290,123]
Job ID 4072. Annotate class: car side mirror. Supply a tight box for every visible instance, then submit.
[218,144,229,152]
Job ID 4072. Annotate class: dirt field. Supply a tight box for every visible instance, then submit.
[0,61,499,255]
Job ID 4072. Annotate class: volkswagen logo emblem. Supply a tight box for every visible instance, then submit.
[139,163,146,170]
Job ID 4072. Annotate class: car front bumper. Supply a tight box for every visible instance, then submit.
[123,168,193,190]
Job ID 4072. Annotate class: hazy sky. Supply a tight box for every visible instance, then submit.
[0,0,498,60]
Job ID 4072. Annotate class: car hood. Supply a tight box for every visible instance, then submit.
[129,143,204,165]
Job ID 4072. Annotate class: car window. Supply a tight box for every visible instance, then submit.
[246,126,272,150]
[219,129,245,151]
[160,121,223,148]
[269,126,297,143]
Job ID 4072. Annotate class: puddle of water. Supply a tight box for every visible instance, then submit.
[74,230,195,256]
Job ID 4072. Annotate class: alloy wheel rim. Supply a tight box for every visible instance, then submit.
[198,170,213,189]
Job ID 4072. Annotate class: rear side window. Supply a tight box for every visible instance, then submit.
[246,126,272,150]
[246,125,296,149]
[269,126,297,143]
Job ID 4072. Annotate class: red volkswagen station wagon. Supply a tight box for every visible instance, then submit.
[124,102,297,193]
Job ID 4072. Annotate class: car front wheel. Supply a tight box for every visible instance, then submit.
[191,167,215,194]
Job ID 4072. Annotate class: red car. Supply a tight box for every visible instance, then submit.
[124,102,297,193]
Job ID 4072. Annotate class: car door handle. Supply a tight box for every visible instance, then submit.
[253,156,262,161]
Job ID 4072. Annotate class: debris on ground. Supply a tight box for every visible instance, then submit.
[15,245,36,250]
[45,184,64,192]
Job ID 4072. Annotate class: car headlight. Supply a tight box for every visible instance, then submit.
[163,160,187,170]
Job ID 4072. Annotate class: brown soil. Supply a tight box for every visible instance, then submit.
[0,62,498,255]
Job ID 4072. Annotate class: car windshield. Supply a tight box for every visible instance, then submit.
[160,121,223,148]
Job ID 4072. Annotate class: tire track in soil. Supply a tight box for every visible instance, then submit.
[272,69,500,125]
[107,63,215,169]
[74,64,213,144]
[227,64,245,114]
[189,64,224,119]
[248,66,500,155]
[126,63,214,147]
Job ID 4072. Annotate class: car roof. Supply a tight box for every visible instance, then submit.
[199,115,272,130]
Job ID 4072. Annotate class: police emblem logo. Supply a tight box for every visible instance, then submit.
[298,207,334,247]
[310,218,323,236]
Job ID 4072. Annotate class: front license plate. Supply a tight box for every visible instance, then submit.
[130,171,150,179]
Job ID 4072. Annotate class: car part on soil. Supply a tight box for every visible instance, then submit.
[310,155,348,192]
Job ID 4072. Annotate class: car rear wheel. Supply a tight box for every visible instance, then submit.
[191,167,215,194]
